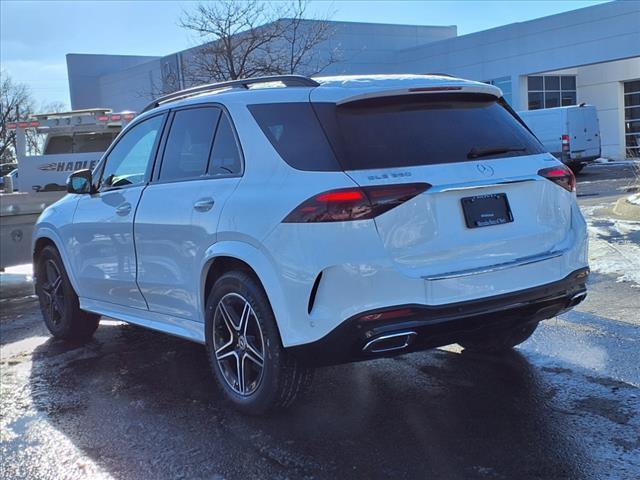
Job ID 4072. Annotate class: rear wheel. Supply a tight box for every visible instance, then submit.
[35,245,100,341]
[569,163,585,174]
[460,321,539,353]
[205,270,313,415]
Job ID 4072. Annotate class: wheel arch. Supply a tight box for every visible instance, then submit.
[32,228,80,294]
[200,241,293,346]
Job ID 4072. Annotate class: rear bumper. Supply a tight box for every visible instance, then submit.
[288,267,589,366]
[554,152,600,164]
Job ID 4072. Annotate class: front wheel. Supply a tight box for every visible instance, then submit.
[460,321,539,353]
[35,245,100,341]
[205,271,313,415]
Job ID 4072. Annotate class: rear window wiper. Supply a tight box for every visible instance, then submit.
[467,146,526,159]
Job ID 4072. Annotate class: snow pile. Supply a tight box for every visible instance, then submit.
[583,206,640,286]
[628,193,640,206]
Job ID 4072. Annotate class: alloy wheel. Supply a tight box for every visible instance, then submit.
[213,292,265,396]
[40,259,65,325]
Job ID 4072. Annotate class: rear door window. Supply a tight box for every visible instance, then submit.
[208,113,243,176]
[312,93,545,170]
[160,107,221,181]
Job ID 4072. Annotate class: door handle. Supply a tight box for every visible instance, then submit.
[116,203,132,216]
[193,198,215,212]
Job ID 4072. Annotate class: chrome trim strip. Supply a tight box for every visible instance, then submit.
[423,249,567,281]
[362,331,417,353]
[434,178,536,193]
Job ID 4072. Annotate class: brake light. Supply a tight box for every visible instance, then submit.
[97,115,109,122]
[283,183,431,223]
[6,123,17,129]
[110,114,122,121]
[561,134,570,152]
[538,166,576,193]
[408,86,462,92]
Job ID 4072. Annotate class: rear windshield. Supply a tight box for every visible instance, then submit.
[44,131,119,155]
[248,94,543,171]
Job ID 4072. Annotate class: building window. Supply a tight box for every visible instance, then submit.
[624,79,640,158]
[485,77,512,105]
[527,75,577,110]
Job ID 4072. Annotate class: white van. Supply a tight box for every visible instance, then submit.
[518,104,601,173]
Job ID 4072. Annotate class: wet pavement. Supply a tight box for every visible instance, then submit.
[1,162,639,480]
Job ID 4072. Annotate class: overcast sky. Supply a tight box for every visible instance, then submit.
[1,0,610,108]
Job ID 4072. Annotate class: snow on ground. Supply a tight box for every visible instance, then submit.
[582,205,640,286]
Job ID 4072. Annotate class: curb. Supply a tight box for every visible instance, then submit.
[613,197,640,220]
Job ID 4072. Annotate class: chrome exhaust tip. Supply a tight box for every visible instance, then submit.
[362,331,417,354]
[568,292,587,307]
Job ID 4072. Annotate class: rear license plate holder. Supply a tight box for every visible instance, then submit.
[461,193,513,229]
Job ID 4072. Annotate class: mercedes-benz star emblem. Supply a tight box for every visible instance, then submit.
[476,164,494,176]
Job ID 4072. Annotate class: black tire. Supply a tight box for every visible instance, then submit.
[205,270,313,415]
[569,163,585,175]
[460,321,539,353]
[35,245,100,341]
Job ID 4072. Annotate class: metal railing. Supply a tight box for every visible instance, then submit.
[141,75,320,113]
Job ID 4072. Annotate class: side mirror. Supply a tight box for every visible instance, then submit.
[67,169,93,194]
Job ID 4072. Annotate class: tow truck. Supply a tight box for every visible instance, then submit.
[1,108,135,269]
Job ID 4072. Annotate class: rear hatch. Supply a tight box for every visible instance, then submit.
[568,106,600,159]
[310,89,572,278]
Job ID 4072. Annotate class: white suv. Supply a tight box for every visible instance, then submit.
[33,74,589,414]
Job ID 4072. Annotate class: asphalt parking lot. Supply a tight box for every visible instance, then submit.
[1,162,639,480]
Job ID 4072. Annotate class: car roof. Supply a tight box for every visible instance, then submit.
[139,74,502,120]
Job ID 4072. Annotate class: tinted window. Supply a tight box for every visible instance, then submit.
[528,76,543,91]
[545,91,560,108]
[544,76,560,91]
[209,113,242,175]
[528,92,543,110]
[101,115,164,189]
[44,132,118,154]
[562,91,577,107]
[561,76,576,90]
[313,94,544,170]
[44,136,73,154]
[248,103,340,171]
[161,107,221,181]
[74,132,118,153]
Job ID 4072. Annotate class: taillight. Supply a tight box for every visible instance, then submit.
[561,134,570,153]
[283,183,431,223]
[538,166,576,192]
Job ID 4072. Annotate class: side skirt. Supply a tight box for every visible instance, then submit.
[80,297,205,344]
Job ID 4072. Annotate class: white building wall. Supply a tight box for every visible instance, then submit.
[576,58,640,160]
[393,1,640,112]
[98,59,163,112]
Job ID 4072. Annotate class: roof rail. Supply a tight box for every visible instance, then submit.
[141,75,320,113]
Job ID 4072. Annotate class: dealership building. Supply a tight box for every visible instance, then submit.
[67,1,639,159]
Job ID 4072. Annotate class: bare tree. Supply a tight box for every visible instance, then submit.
[177,0,337,88]
[0,71,36,163]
